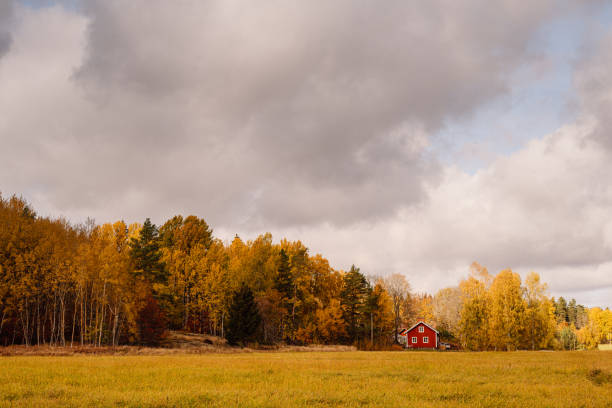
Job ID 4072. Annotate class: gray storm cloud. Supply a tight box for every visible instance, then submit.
[42,0,562,226]
[575,33,612,150]
[0,1,13,58]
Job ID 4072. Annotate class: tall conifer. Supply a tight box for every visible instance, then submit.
[340,265,370,343]
[226,284,261,346]
[274,249,293,299]
[130,218,167,284]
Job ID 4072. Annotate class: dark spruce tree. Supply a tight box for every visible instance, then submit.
[274,249,294,341]
[274,249,293,298]
[567,298,578,326]
[340,265,370,344]
[130,218,167,284]
[554,297,568,324]
[365,285,380,345]
[226,284,261,346]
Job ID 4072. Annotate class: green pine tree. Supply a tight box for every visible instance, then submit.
[365,285,380,345]
[130,218,167,284]
[226,284,261,346]
[340,265,370,344]
[274,249,293,299]
[274,249,295,340]
[554,297,568,323]
[567,298,578,326]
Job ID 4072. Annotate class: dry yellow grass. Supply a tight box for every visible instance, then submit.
[1,350,611,407]
[0,343,356,357]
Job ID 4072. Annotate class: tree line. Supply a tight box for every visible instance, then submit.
[0,194,610,349]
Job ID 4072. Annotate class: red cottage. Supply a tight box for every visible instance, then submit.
[402,320,439,350]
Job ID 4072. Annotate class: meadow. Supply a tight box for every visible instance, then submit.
[1,351,611,407]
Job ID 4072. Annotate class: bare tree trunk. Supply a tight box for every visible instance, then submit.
[42,297,48,344]
[21,304,30,346]
[370,312,374,345]
[112,297,121,346]
[291,283,297,342]
[0,310,5,340]
[70,295,77,347]
[36,296,40,345]
[60,289,66,347]
[89,285,95,344]
[80,285,85,345]
[80,289,84,345]
[112,310,119,346]
[50,294,57,346]
[93,291,99,346]
[116,314,124,346]
[98,281,107,346]
[394,306,400,344]
[184,290,189,330]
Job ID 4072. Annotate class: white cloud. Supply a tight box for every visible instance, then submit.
[263,123,612,306]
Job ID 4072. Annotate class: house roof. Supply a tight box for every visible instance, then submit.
[405,321,439,334]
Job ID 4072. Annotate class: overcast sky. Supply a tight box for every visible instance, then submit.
[2,0,612,307]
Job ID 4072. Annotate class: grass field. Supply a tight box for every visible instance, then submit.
[1,351,611,407]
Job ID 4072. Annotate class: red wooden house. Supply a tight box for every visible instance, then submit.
[400,320,439,350]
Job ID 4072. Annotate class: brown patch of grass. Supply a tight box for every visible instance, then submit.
[587,368,612,385]
[160,330,228,348]
[0,332,356,356]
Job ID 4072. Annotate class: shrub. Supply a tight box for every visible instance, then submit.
[137,294,168,346]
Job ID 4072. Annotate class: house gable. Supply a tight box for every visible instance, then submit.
[405,321,439,335]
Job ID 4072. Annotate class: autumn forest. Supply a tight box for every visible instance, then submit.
[1,194,610,350]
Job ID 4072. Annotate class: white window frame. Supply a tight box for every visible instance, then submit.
[412,336,417,344]
[423,336,429,344]
[418,326,424,333]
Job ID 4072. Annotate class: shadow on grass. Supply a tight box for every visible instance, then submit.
[587,368,612,386]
